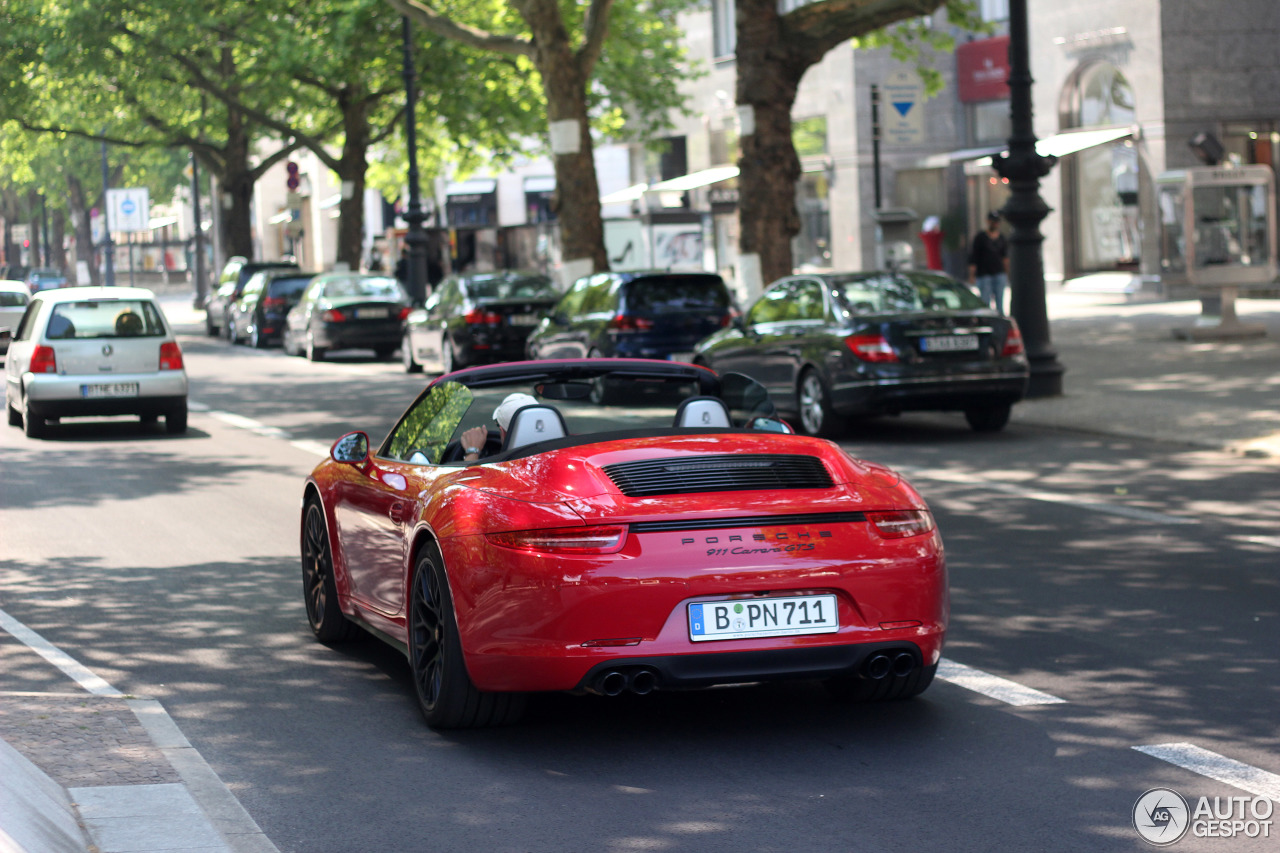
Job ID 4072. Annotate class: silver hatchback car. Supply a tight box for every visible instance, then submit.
[4,287,188,438]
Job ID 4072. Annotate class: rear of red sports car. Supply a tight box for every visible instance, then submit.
[429,433,946,700]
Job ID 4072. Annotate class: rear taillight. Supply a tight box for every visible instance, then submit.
[846,333,898,363]
[30,345,57,374]
[866,510,934,539]
[609,314,653,333]
[486,525,627,554]
[159,341,184,370]
[719,310,736,328]
[322,308,347,323]
[262,296,286,309]
[463,308,501,325]
[1001,322,1025,357]
[398,306,412,321]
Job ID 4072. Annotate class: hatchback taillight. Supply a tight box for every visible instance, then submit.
[262,296,286,309]
[609,314,653,333]
[159,341,184,371]
[486,525,627,554]
[866,510,934,539]
[30,345,57,374]
[464,308,501,325]
[1001,322,1025,357]
[398,306,412,321]
[846,333,898,363]
[322,309,347,323]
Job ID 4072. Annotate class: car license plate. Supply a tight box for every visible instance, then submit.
[921,334,978,352]
[667,351,695,363]
[81,382,139,399]
[508,313,538,326]
[356,307,389,319]
[688,595,838,642]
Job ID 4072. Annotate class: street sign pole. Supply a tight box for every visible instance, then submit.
[101,135,115,287]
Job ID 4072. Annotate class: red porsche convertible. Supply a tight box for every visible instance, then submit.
[301,359,947,728]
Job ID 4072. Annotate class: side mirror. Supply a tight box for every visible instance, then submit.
[331,431,370,465]
[747,416,794,434]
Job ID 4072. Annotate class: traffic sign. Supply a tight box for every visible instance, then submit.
[106,188,151,233]
[882,71,924,146]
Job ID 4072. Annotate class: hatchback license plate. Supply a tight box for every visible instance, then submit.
[508,313,538,326]
[82,382,139,399]
[688,595,839,642]
[921,334,978,352]
[357,307,389,319]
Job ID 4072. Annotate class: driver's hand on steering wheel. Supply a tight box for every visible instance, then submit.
[461,425,488,461]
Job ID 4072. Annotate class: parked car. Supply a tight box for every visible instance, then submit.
[4,286,188,438]
[283,272,411,361]
[524,270,735,362]
[205,256,300,337]
[0,280,31,354]
[227,270,317,348]
[693,270,1029,437]
[24,267,67,293]
[402,270,559,374]
[300,357,946,728]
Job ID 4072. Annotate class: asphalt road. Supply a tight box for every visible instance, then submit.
[2,328,1278,852]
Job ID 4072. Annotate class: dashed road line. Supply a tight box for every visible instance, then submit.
[900,467,1198,526]
[1134,743,1280,802]
[936,658,1067,706]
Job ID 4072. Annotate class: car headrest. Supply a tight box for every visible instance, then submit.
[673,396,732,429]
[502,405,568,451]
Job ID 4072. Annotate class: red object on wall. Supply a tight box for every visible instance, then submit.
[919,229,945,271]
[956,36,1010,103]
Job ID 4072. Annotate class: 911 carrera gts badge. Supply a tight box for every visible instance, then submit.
[683,530,832,556]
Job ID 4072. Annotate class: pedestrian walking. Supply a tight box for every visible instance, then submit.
[968,211,1008,313]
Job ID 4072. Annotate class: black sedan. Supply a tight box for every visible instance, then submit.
[693,270,1028,436]
[402,270,559,373]
[283,273,411,361]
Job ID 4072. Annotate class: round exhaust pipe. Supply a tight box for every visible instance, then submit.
[864,653,892,680]
[630,669,657,695]
[892,652,915,678]
[598,671,627,697]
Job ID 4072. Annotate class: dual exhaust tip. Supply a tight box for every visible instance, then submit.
[864,650,916,681]
[593,667,659,697]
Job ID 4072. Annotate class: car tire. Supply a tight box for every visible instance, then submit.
[824,661,937,703]
[408,550,525,729]
[964,402,1012,433]
[140,414,159,425]
[165,404,188,435]
[441,338,458,374]
[306,335,326,362]
[797,369,844,439]
[222,317,235,342]
[22,392,45,439]
[205,314,218,337]
[7,395,21,427]
[402,333,422,373]
[249,325,266,349]
[301,501,354,644]
[373,346,395,361]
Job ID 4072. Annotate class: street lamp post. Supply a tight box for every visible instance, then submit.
[400,16,429,306]
[100,135,116,287]
[190,152,208,308]
[991,0,1064,398]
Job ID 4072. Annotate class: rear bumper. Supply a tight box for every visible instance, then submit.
[830,369,1028,415]
[22,372,188,418]
[314,323,402,350]
[29,394,187,419]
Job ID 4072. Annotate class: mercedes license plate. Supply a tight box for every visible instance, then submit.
[508,313,538,326]
[921,334,978,352]
[356,307,389,319]
[688,595,839,642]
[82,382,139,399]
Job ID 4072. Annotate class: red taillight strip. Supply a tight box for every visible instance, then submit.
[486,525,627,554]
[865,510,934,539]
[1001,322,1025,357]
[846,333,898,363]
[30,345,57,374]
[159,341,184,371]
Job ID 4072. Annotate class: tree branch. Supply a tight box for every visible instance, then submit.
[384,0,535,57]
[576,0,616,76]
[786,0,944,61]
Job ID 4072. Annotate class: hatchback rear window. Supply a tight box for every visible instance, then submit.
[45,300,166,339]
[0,291,28,307]
[834,274,988,313]
[468,276,557,300]
[322,276,405,300]
[624,276,730,314]
[267,276,313,300]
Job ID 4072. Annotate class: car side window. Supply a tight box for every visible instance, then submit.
[747,283,795,325]
[580,276,616,315]
[14,299,43,341]
[791,279,827,321]
[382,381,474,463]
[555,276,591,317]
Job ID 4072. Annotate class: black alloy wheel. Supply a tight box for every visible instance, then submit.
[797,369,844,439]
[964,402,1013,433]
[402,332,422,373]
[408,551,524,728]
[302,501,353,643]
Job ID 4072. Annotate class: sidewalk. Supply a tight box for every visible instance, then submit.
[3,286,1278,853]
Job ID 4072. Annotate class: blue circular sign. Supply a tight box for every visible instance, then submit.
[120,198,136,215]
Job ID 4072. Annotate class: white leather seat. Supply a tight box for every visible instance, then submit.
[503,405,568,450]
[673,397,732,428]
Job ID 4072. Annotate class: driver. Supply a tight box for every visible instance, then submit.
[460,392,538,461]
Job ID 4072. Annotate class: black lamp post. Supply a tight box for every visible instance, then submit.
[991,0,1063,397]
[400,16,429,306]
[190,151,208,308]
[100,134,116,287]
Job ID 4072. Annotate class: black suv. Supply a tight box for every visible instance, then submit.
[227,269,317,348]
[205,257,300,337]
[525,270,734,361]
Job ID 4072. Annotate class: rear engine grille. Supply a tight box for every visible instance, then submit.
[603,454,834,497]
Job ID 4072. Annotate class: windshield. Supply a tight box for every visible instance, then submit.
[322,276,405,300]
[0,291,28,307]
[624,275,730,314]
[45,300,166,339]
[833,273,988,313]
[466,275,557,301]
[267,276,314,301]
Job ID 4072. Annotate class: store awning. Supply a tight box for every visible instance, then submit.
[600,183,649,205]
[445,179,497,196]
[969,125,1134,168]
[648,165,740,193]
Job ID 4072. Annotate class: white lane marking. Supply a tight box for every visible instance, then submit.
[203,408,290,440]
[290,439,332,458]
[936,658,1067,706]
[0,607,122,697]
[899,467,1197,526]
[1236,534,1280,549]
[1134,743,1280,802]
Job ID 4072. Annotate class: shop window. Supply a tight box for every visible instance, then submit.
[712,0,736,59]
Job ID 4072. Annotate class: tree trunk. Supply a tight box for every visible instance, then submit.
[525,3,608,283]
[736,0,805,293]
[51,209,68,274]
[219,138,256,260]
[66,175,99,286]
[333,97,370,271]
